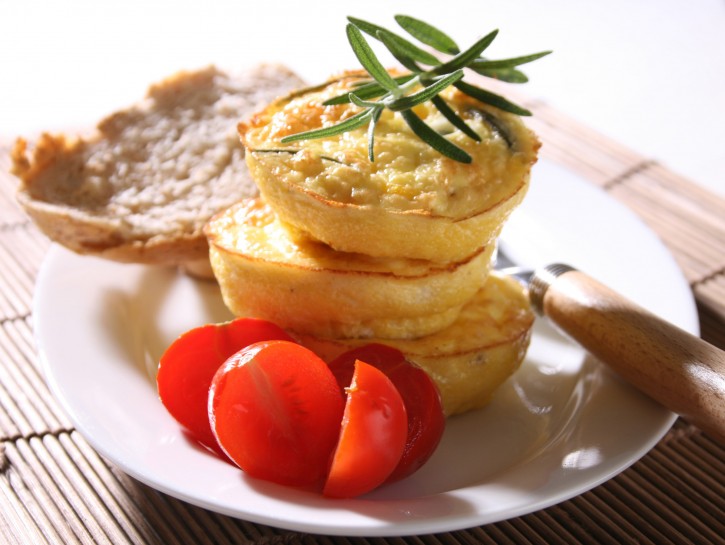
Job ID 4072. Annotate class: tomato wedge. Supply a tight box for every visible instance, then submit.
[209,341,345,487]
[323,360,408,498]
[157,317,294,451]
[328,344,445,482]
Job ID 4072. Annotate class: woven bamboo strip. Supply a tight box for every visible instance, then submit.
[7,317,46,376]
[695,275,725,328]
[696,424,725,452]
[0,149,27,229]
[627,458,725,541]
[72,430,258,545]
[506,514,577,545]
[645,447,725,522]
[621,169,725,262]
[68,432,192,545]
[567,492,653,545]
[0,226,48,324]
[467,523,519,545]
[560,496,639,545]
[414,532,453,544]
[450,528,501,544]
[35,434,126,544]
[0,239,36,320]
[587,480,682,545]
[609,199,715,281]
[640,163,725,220]
[516,510,583,545]
[526,102,647,188]
[0,319,72,438]
[0,456,58,545]
[109,475,212,545]
[58,433,161,545]
[588,484,673,545]
[615,469,722,545]
[4,438,94,544]
[0,374,38,440]
[90,443,295,544]
[609,170,725,283]
[3,227,50,282]
[56,432,208,545]
[165,490,230,545]
[0,390,23,439]
[0,328,54,438]
[666,432,725,486]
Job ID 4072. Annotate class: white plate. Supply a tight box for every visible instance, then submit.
[33,160,698,537]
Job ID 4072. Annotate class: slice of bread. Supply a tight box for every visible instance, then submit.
[11,64,305,276]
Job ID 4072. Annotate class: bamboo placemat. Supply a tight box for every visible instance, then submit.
[1,98,724,544]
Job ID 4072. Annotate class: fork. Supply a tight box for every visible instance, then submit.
[496,244,725,445]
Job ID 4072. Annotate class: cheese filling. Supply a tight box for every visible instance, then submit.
[242,74,540,219]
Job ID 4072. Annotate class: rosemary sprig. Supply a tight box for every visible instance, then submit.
[248,148,348,165]
[280,15,550,163]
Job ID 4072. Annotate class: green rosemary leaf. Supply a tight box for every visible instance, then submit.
[431,29,499,75]
[380,30,440,66]
[247,148,297,155]
[475,110,514,148]
[280,81,339,102]
[394,14,460,55]
[282,15,550,163]
[347,16,389,39]
[470,65,529,83]
[454,80,532,116]
[431,95,481,141]
[350,74,416,88]
[323,75,416,106]
[367,107,383,161]
[348,16,440,66]
[247,148,348,165]
[471,51,552,70]
[377,29,426,72]
[349,92,381,109]
[280,108,374,143]
[400,109,472,163]
[387,70,464,112]
[323,89,384,106]
[346,24,400,93]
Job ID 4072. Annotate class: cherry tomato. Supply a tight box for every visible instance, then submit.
[329,344,445,482]
[323,360,408,498]
[157,317,294,451]
[209,341,345,487]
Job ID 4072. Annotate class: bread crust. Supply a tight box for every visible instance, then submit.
[11,64,305,269]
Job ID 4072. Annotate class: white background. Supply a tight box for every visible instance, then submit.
[1,0,723,197]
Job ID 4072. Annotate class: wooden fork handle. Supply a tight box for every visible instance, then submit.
[530,266,725,445]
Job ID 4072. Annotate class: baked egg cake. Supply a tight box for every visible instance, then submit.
[239,72,540,263]
[298,273,535,416]
[206,68,541,416]
[205,198,495,339]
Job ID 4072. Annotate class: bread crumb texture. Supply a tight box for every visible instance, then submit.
[11,64,304,264]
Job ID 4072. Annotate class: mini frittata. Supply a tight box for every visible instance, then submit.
[239,72,540,263]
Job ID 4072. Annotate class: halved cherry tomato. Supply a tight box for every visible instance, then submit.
[328,344,445,482]
[323,360,408,498]
[157,318,294,451]
[209,341,345,487]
